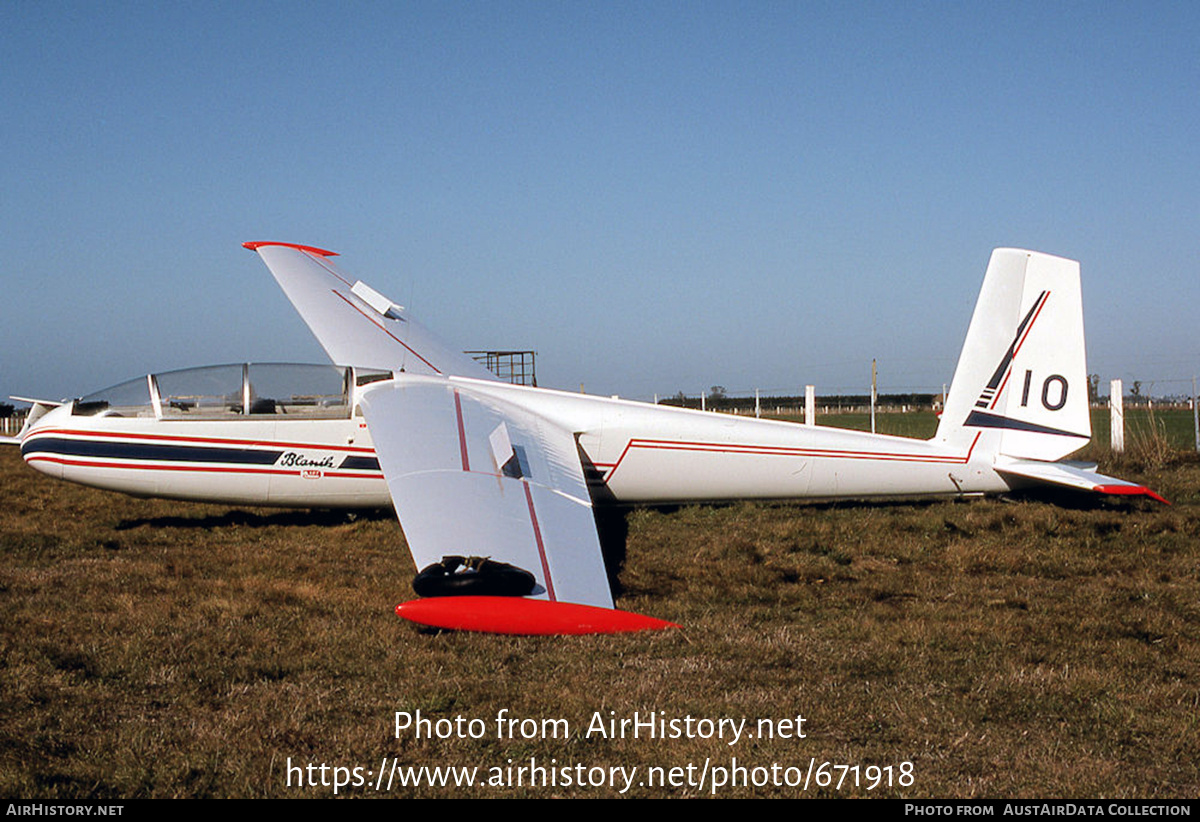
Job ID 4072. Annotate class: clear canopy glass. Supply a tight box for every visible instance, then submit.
[73,363,382,419]
[246,363,350,416]
[74,376,154,417]
[155,364,244,417]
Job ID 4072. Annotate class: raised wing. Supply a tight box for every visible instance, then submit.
[360,374,613,609]
[246,241,679,632]
[244,242,495,380]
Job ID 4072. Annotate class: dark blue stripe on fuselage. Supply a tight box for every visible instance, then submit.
[338,456,381,471]
[22,437,283,465]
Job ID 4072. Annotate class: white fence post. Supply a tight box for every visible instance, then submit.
[870,359,877,434]
[1110,379,1124,453]
[1193,376,1198,452]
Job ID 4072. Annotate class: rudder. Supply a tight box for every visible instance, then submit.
[936,249,1091,461]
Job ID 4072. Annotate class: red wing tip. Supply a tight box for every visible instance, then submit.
[242,241,339,257]
[1094,484,1171,505]
[395,596,680,635]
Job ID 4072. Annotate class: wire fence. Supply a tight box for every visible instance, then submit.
[1,413,25,437]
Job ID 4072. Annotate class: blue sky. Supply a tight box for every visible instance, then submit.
[2,1,1196,402]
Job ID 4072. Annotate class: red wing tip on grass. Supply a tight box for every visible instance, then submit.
[1094,484,1171,505]
[395,596,681,635]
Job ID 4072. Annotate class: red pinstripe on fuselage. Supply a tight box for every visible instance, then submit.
[19,408,392,508]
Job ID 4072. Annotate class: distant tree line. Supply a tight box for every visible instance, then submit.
[662,389,939,412]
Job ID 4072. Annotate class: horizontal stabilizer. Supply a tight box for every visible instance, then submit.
[396,596,680,635]
[995,457,1168,504]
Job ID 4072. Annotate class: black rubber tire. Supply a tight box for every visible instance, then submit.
[413,556,536,598]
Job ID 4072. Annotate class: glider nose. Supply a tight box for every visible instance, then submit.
[20,445,63,480]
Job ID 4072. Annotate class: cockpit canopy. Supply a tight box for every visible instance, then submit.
[73,363,392,420]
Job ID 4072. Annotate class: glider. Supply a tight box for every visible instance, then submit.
[12,242,1163,633]
[244,242,1164,632]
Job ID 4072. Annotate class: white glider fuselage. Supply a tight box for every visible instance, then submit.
[16,245,1152,516]
[18,375,1001,508]
[447,376,1005,504]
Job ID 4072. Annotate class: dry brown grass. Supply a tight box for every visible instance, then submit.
[1,446,1198,798]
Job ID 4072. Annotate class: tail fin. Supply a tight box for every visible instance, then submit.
[937,249,1091,461]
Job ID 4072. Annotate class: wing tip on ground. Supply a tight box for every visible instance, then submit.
[396,596,680,635]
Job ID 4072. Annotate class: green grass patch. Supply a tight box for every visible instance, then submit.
[1,446,1198,797]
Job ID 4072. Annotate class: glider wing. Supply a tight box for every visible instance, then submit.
[360,375,613,609]
[244,242,495,380]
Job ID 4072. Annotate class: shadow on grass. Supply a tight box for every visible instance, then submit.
[114,507,394,531]
[595,505,629,596]
[1004,487,1171,510]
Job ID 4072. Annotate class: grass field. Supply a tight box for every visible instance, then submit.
[1,441,1198,798]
